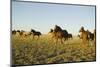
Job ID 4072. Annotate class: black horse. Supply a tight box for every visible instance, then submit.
[31,29,42,38]
[68,33,73,39]
[12,30,16,35]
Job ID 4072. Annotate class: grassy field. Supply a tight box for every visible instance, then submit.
[12,34,96,65]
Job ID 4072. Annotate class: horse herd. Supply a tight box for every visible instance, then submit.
[12,25,96,45]
[12,29,42,38]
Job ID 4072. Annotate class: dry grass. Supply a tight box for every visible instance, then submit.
[12,34,96,65]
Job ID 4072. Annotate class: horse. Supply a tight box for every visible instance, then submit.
[68,33,73,39]
[50,25,68,44]
[16,30,20,33]
[16,30,31,37]
[62,30,69,41]
[12,30,16,35]
[18,30,25,36]
[79,26,89,45]
[87,30,94,41]
[31,29,42,39]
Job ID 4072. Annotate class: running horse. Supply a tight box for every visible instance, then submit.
[79,26,89,45]
[31,29,42,39]
[51,25,68,44]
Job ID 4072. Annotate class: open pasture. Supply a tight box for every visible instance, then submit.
[12,34,96,65]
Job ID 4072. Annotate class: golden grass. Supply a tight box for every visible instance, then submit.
[12,34,96,65]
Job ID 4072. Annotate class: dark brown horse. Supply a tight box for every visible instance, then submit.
[16,30,31,37]
[50,25,68,44]
[87,30,94,41]
[62,30,69,41]
[20,30,25,36]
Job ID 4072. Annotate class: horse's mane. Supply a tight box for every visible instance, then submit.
[79,26,85,32]
[87,30,92,34]
[54,25,62,32]
[31,29,36,33]
[62,30,68,34]
[49,29,53,33]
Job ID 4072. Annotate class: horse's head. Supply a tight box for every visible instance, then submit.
[62,30,68,36]
[12,30,16,35]
[17,30,20,33]
[21,30,25,32]
[31,29,35,33]
[49,29,53,33]
[54,25,62,32]
[79,26,85,32]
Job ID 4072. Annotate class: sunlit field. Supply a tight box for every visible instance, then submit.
[12,34,96,65]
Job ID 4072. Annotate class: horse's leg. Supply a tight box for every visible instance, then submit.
[64,37,66,41]
[83,39,88,46]
[87,39,89,45]
[37,35,40,40]
[61,39,64,44]
[63,37,66,44]
[82,39,86,46]
[50,35,54,43]
[60,38,63,44]
[32,34,34,39]
[71,36,73,39]
[66,37,69,44]
[55,38,58,45]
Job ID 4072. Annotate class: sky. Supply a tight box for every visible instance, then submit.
[12,1,96,35]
